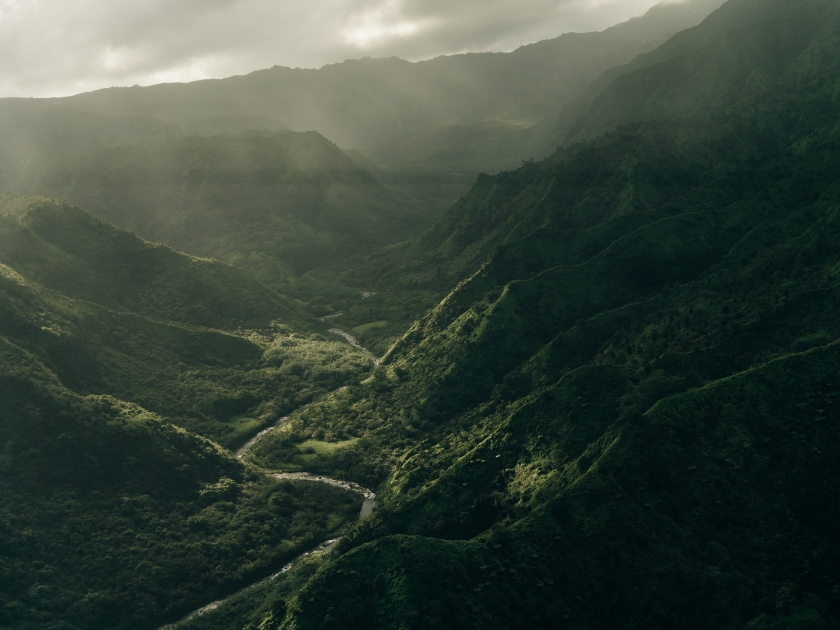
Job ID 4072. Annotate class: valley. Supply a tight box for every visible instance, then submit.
[159,387,380,630]
[2,0,840,628]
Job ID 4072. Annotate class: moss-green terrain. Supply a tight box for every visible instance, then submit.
[0,193,376,447]
[4,0,840,629]
[0,335,364,630]
[0,194,371,629]
[232,1,840,628]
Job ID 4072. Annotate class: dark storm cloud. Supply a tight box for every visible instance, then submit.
[0,0,672,97]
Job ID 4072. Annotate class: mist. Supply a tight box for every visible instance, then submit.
[0,0,676,97]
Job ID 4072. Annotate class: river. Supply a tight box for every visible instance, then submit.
[157,329,379,629]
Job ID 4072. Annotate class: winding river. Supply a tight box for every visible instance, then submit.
[235,387,347,460]
[157,330,379,629]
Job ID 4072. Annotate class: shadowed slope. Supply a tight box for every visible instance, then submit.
[200,2,840,628]
[0,335,363,630]
[0,192,374,446]
[34,132,434,280]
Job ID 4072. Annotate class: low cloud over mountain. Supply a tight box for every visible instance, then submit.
[0,0,680,97]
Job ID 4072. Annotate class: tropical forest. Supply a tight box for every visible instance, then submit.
[1,0,839,628]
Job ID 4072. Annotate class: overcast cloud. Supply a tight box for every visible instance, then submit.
[0,0,669,98]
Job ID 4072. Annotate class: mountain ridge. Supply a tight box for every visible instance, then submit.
[0,0,725,191]
[32,131,431,281]
[212,1,840,627]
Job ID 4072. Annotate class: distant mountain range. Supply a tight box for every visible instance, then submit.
[0,0,724,191]
[0,0,727,317]
[34,131,433,280]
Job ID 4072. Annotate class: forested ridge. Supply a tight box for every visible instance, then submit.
[249,0,840,627]
[0,195,371,629]
[2,0,840,628]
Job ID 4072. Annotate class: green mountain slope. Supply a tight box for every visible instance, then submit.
[321,120,737,352]
[189,1,840,628]
[286,342,840,629]
[0,335,363,630]
[544,0,834,147]
[33,132,435,280]
[0,193,374,446]
[0,191,379,629]
[317,0,840,355]
[0,192,306,329]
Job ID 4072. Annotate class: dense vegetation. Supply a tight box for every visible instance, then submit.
[35,132,437,281]
[0,195,372,629]
[0,334,363,630]
[233,0,840,627]
[3,0,840,628]
[0,193,377,446]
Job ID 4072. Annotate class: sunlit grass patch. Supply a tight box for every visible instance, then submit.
[296,438,359,462]
[225,415,265,442]
[251,437,360,470]
[352,320,388,336]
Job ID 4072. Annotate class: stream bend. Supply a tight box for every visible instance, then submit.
[159,331,379,629]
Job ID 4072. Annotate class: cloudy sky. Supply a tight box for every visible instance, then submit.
[0,0,670,98]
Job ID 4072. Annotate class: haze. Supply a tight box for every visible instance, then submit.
[1,0,678,98]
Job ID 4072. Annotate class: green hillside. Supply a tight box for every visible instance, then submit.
[0,335,363,630]
[284,343,840,629]
[0,192,307,329]
[543,0,833,147]
[194,0,840,627]
[33,132,435,280]
[0,191,378,629]
[312,0,840,354]
[0,193,375,446]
